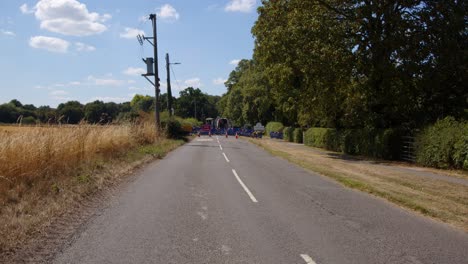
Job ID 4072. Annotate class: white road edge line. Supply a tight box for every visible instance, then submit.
[222,152,230,162]
[300,254,317,264]
[219,145,223,150]
[232,169,258,203]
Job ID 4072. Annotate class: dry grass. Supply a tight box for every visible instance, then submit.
[249,139,468,232]
[0,123,185,254]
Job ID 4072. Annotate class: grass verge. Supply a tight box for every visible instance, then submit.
[248,138,468,231]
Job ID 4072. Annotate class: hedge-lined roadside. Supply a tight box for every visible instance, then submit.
[415,117,468,170]
[304,128,403,160]
[283,127,294,142]
[293,128,303,143]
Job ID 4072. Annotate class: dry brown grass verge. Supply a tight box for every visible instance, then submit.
[248,138,468,232]
[0,124,186,257]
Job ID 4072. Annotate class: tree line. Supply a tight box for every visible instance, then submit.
[0,87,220,125]
[218,0,467,130]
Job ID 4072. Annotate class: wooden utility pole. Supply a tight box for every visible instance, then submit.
[166,53,172,116]
[149,14,160,131]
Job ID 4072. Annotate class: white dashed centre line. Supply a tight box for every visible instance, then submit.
[222,152,230,163]
[219,145,223,150]
[300,254,317,264]
[232,169,258,203]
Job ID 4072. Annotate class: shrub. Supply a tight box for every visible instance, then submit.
[304,127,403,159]
[266,122,284,135]
[182,118,201,127]
[283,127,294,142]
[304,128,340,151]
[415,117,468,169]
[293,128,303,143]
[165,118,183,139]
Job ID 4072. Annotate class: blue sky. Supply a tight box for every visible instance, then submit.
[0,0,259,107]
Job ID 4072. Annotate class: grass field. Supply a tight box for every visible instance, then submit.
[0,123,185,254]
[249,138,468,232]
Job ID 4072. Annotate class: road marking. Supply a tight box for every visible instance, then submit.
[219,145,223,150]
[196,138,213,142]
[232,169,258,203]
[300,254,317,264]
[222,152,230,162]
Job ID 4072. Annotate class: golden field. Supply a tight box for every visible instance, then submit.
[0,124,157,203]
[0,124,184,254]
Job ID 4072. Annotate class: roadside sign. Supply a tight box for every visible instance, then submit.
[254,122,265,131]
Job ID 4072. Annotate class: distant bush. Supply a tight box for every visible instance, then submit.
[304,127,402,160]
[21,116,37,125]
[164,118,184,139]
[266,122,284,136]
[182,118,201,127]
[415,117,468,169]
[283,127,294,142]
[293,128,303,143]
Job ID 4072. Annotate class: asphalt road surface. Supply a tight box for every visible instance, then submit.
[53,136,468,264]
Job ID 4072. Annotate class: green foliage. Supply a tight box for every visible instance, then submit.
[293,128,303,144]
[415,117,468,169]
[304,128,340,150]
[283,127,294,142]
[57,101,84,124]
[175,87,219,121]
[164,118,184,139]
[305,128,402,160]
[181,118,201,127]
[21,116,36,125]
[265,122,283,135]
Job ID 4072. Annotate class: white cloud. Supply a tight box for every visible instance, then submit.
[157,4,180,21]
[88,96,130,103]
[123,67,145,76]
[68,81,81,86]
[213,78,227,85]
[120,27,145,39]
[49,90,72,101]
[20,3,34,14]
[28,0,111,36]
[29,36,70,53]
[229,59,241,65]
[50,90,68,96]
[75,42,95,52]
[225,0,256,13]
[185,78,202,88]
[129,86,151,91]
[1,29,15,37]
[87,75,126,86]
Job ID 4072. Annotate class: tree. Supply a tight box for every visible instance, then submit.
[84,100,107,123]
[57,101,84,124]
[130,94,154,112]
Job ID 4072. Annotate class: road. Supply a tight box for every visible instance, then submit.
[53,136,468,264]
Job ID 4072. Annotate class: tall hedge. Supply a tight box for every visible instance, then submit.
[415,117,468,169]
[304,128,402,160]
[283,127,294,142]
[293,128,303,143]
[266,122,284,135]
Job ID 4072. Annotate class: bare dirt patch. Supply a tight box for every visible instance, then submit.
[249,139,468,232]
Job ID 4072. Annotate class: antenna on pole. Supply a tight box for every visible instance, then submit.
[137,34,144,46]
[138,14,161,132]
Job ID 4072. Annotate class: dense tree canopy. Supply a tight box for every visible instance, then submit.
[218,0,467,130]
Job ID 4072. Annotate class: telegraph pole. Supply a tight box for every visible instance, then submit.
[165,53,180,117]
[150,14,160,131]
[139,14,161,132]
[166,53,172,116]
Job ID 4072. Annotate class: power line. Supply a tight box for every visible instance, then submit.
[170,64,181,94]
